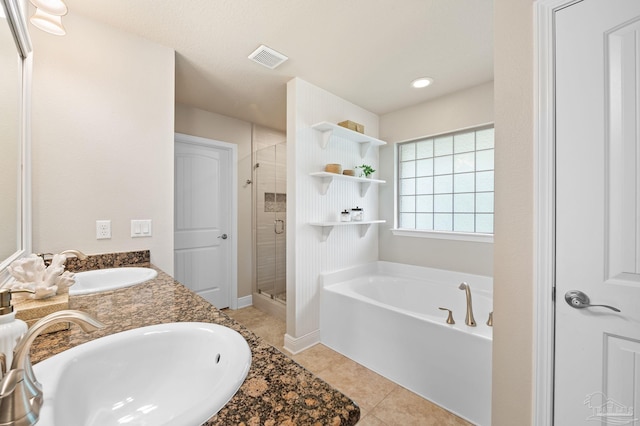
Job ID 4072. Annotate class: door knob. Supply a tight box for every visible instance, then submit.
[218,234,228,240]
[564,290,620,312]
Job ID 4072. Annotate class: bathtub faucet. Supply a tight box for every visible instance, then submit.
[458,282,477,327]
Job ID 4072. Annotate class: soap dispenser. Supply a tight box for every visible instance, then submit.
[0,288,31,371]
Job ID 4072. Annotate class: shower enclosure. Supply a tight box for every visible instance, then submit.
[254,142,286,305]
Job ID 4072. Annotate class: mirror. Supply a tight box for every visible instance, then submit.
[0,0,31,284]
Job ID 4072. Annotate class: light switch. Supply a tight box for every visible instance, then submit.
[131,220,152,237]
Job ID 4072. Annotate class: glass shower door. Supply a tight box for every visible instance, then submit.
[255,142,286,303]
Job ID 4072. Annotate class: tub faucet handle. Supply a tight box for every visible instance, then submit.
[438,307,455,324]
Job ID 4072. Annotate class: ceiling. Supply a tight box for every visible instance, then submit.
[64,0,493,132]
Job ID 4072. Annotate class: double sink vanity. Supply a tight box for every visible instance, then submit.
[23,251,360,425]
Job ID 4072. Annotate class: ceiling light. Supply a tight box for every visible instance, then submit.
[411,77,433,88]
[30,8,66,35]
[30,0,67,16]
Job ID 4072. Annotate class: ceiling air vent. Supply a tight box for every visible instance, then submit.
[248,45,288,69]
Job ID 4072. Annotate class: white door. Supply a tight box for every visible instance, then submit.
[555,1,640,424]
[174,135,234,308]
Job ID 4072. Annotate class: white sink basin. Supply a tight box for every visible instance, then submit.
[70,267,158,295]
[33,322,252,426]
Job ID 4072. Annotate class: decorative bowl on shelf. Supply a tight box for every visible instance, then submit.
[325,163,342,174]
[342,169,355,176]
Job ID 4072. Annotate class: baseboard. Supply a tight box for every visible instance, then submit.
[283,329,321,355]
[236,295,253,309]
[252,292,286,322]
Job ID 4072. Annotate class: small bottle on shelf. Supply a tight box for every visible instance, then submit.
[351,206,363,221]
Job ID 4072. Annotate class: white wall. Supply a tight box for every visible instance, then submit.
[31,13,175,273]
[492,0,534,424]
[174,104,286,299]
[286,78,380,351]
[379,82,494,143]
[378,82,494,276]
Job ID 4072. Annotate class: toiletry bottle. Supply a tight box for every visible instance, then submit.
[340,210,351,222]
[351,206,363,221]
[0,289,30,370]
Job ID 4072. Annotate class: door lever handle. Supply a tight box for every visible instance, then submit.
[564,290,620,312]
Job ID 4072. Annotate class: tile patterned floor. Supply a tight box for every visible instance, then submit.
[225,306,473,426]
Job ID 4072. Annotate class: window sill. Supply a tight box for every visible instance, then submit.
[390,228,494,243]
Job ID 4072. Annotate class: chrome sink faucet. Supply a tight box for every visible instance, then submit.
[458,282,477,327]
[0,310,104,426]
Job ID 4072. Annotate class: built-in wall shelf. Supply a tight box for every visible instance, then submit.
[309,172,385,196]
[309,220,386,241]
[311,121,387,157]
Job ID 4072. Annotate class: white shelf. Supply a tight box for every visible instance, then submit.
[309,171,385,196]
[310,220,386,226]
[311,121,387,157]
[309,220,386,241]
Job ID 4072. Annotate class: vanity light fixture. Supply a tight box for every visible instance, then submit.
[30,0,67,15]
[30,8,65,35]
[29,0,67,36]
[411,77,433,88]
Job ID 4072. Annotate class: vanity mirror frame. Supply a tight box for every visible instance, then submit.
[0,0,32,285]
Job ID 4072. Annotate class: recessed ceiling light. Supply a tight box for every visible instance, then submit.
[411,77,433,88]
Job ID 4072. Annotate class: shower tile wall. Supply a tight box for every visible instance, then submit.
[286,78,381,348]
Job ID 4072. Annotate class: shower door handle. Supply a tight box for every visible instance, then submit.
[274,220,285,234]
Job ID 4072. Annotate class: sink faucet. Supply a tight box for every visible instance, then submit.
[0,310,104,426]
[36,249,88,261]
[36,250,88,267]
[458,282,477,327]
[58,249,88,260]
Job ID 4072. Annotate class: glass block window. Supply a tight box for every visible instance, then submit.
[397,126,494,234]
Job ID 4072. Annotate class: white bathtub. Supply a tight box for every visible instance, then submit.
[320,261,492,425]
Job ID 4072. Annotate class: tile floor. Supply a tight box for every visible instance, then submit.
[225,306,472,426]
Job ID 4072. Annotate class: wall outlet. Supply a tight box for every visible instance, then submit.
[96,220,111,239]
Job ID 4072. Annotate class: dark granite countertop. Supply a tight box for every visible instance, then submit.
[28,263,360,425]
